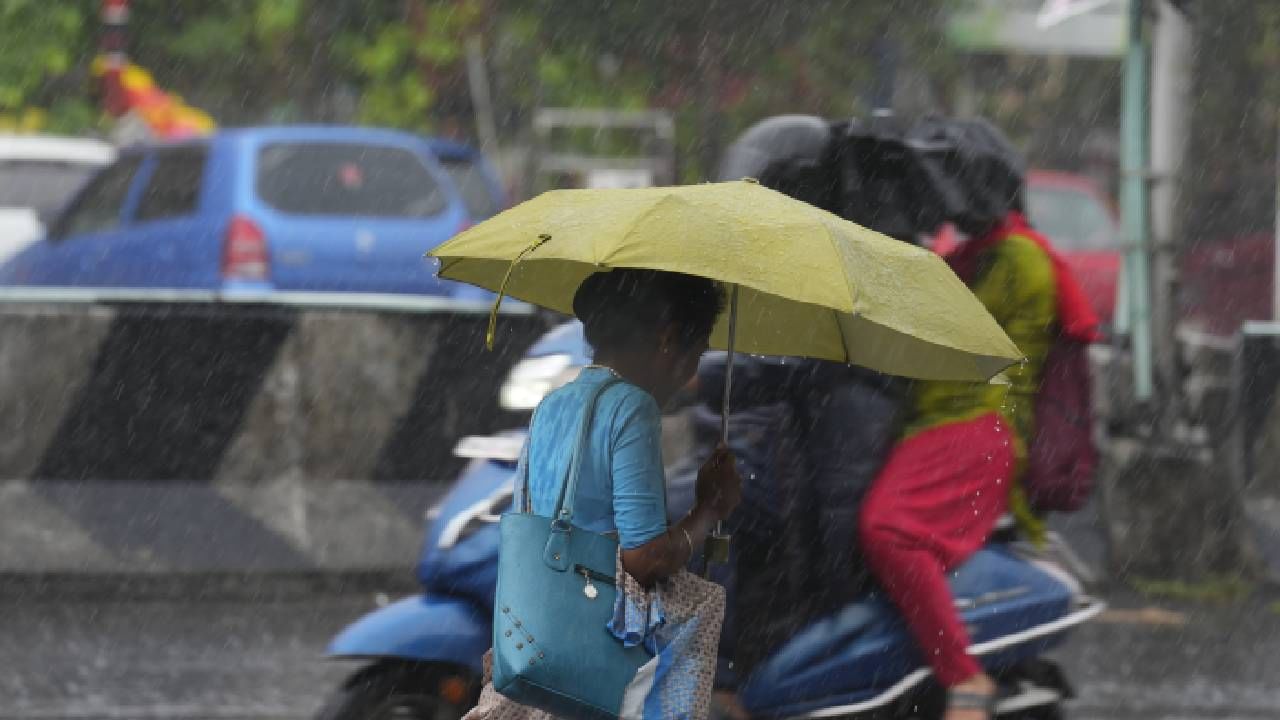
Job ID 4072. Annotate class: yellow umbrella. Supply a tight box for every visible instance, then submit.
[431,179,1022,562]
[429,179,1022,383]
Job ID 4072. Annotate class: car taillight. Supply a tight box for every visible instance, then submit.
[223,215,269,281]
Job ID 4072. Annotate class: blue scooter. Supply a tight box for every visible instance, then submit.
[318,322,1104,720]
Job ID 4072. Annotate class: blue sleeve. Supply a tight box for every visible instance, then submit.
[610,392,669,549]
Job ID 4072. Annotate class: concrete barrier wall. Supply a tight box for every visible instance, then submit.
[0,301,541,574]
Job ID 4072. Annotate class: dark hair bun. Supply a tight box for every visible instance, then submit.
[572,269,724,353]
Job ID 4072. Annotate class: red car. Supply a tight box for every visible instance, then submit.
[931,170,1121,325]
[1179,233,1273,338]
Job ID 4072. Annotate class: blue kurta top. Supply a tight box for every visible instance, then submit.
[516,367,669,550]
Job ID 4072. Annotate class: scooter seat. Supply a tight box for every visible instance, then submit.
[737,545,1078,718]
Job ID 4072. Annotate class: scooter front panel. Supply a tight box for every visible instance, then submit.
[416,455,519,603]
[327,594,490,673]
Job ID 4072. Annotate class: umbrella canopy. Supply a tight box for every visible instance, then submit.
[429,179,1022,382]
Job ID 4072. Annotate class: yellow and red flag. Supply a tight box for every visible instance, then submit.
[94,57,215,139]
[94,0,214,140]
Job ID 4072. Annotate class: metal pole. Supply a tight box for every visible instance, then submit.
[1149,0,1193,417]
[719,284,740,443]
[1121,0,1154,401]
[1273,122,1280,321]
[100,0,128,66]
[703,284,739,569]
[465,36,501,157]
[869,28,898,114]
[98,0,129,116]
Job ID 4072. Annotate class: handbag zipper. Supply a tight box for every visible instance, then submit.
[574,564,615,586]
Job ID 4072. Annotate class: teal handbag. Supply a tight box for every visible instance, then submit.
[492,377,652,720]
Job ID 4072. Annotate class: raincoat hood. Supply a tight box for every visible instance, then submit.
[905,116,1027,237]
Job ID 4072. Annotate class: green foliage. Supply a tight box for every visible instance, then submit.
[0,0,957,181]
[254,0,304,44]
[0,0,97,131]
[342,1,485,131]
[125,1,315,124]
[495,0,956,180]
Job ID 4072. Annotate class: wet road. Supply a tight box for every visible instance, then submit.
[0,591,360,719]
[1,586,1278,719]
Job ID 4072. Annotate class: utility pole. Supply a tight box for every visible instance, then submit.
[1148,0,1192,420]
[868,28,899,114]
[1273,123,1280,320]
[1119,0,1154,401]
[465,37,500,154]
[98,0,129,116]
[1106,0,1258,582]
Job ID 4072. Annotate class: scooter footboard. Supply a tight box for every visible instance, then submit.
[327,594,490,673]
[738,547,1101,718]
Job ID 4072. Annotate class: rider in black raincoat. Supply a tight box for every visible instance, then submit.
[669,115,950,676]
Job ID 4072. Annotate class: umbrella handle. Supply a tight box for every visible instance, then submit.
[704,284,738,572]
[485,234,551,350]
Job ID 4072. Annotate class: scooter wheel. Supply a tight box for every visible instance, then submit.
[315,660,474,720]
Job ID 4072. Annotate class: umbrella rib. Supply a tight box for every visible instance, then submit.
[826,220,859,314]
[612,193,687,268]
[831,305,852,364]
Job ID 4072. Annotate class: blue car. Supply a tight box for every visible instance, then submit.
[0,126,505,296]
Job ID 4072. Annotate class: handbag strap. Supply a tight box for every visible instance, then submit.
[518,376,623,520]
[551,376,622,525]
[517,407,536,514]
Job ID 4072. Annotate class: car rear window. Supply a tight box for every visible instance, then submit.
[255,143,447,218]
[440,157,502,219]
[136,146,208,221]
[53,156,144,238]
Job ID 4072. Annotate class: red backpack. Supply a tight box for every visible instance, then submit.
[948,213,1100,514]
[1023,332,1097,512]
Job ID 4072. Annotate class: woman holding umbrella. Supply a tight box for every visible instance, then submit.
[464,268,743,720]
[521,268,743,588]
